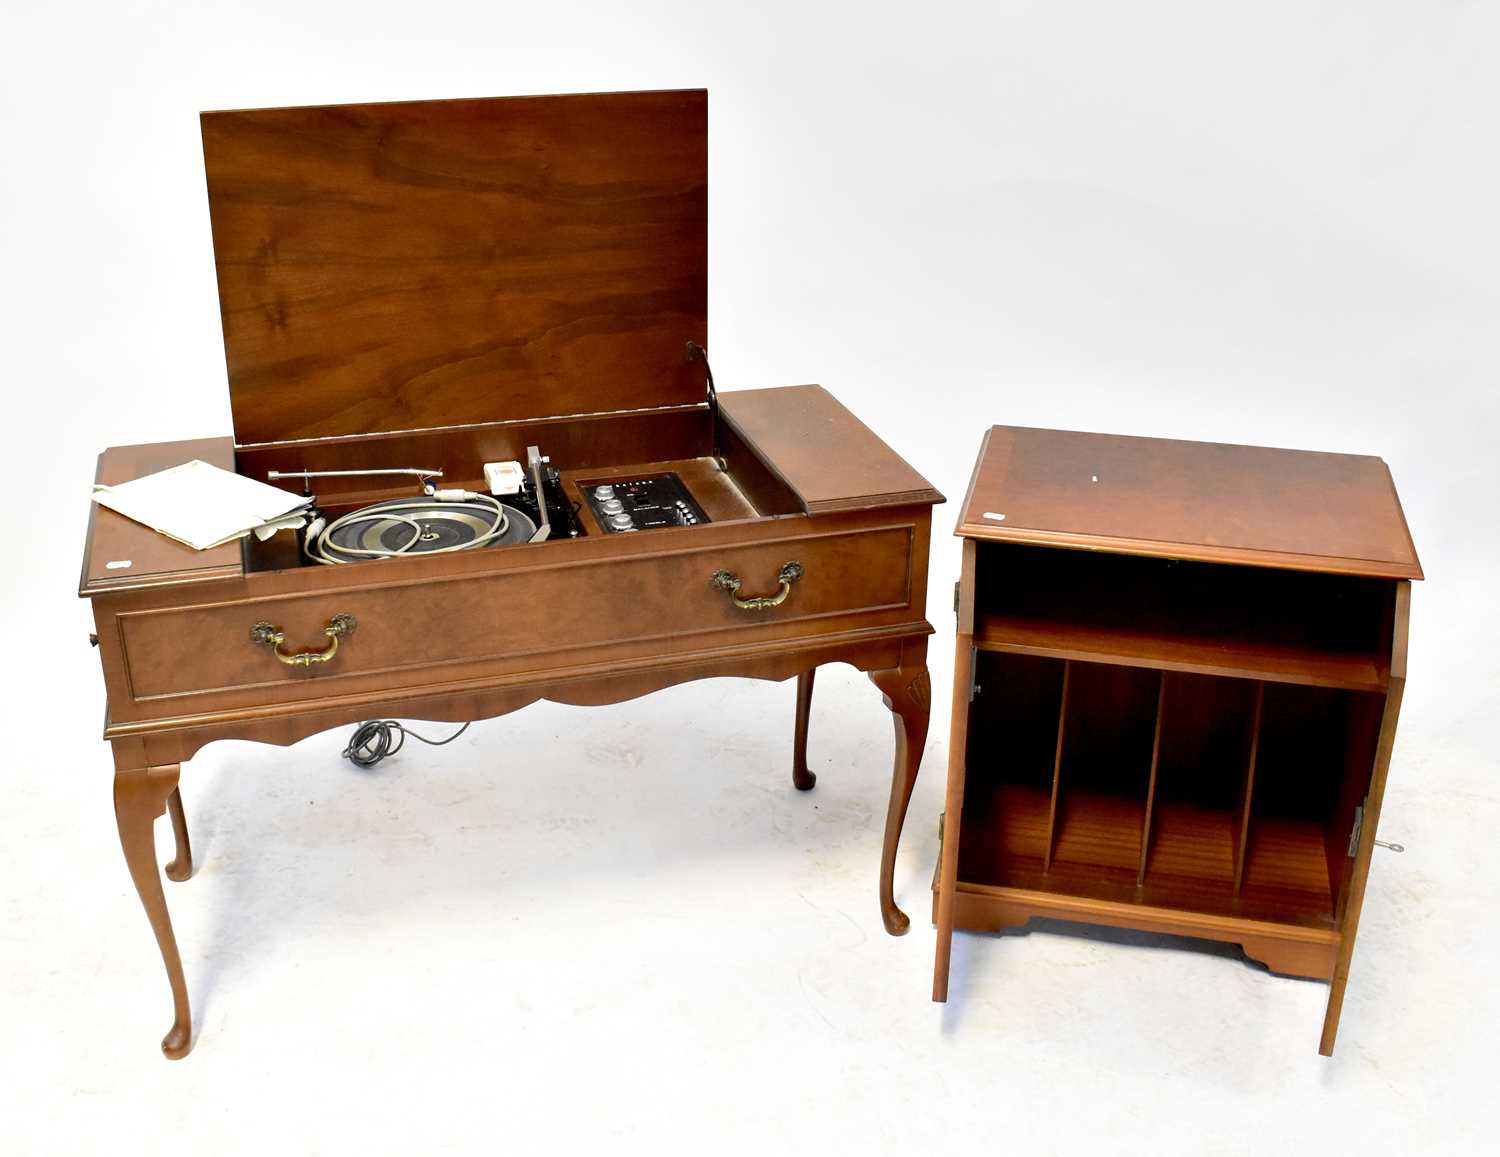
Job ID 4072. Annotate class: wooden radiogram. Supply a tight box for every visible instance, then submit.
[81,90,942,1057]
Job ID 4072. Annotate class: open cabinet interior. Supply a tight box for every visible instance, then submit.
[193,90,778,579]
[237,404,804,574]
[956,542,1395,935]
[970,541,1397,692]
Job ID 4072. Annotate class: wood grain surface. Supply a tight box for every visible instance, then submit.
[202,90,708,443]
[80,438,246,596]
[956,426,1423,579]
[718,385,943,513]
[90,80,945,1056]
[114,523,916,702]
[935,425,1418,1053]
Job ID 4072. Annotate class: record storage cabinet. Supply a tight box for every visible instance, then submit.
[935,532,1412,1054]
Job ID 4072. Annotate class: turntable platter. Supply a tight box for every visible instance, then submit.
[317,496,537,563]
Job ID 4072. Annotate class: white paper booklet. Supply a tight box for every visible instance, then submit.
[92,459,312,551]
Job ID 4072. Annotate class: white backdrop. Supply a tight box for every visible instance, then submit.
[3,2,1496,1152]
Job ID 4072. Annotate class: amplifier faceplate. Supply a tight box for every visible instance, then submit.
[581,472,710,533]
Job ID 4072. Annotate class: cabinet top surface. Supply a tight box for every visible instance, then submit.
[957,426,1422,579]
[202,89,707,446]
[79,386,940,598]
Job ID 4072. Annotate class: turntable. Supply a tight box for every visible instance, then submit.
[272,450,583,563]
[80,89,942,1057]
[311,492,538,558]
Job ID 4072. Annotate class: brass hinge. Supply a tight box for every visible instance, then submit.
[953,580,960,615]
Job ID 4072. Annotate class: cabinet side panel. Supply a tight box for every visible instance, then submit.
[1320,581,1411,1055]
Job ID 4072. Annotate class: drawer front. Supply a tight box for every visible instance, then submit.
[114,524,916,702]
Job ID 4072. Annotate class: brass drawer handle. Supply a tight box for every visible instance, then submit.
[250,613,356,666]
[710,562,804,611]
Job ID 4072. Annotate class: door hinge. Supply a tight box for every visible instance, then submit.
[953,580,960,615]
[968,647,980,701]
[1348,801,1365,857]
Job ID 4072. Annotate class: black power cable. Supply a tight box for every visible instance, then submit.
[342,720,472,768]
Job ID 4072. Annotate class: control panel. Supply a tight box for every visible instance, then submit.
[581,473,710,533]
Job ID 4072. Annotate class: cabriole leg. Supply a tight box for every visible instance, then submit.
[870,665,932,935]
[164,786,193,882]
[114,765,193,1059]
[792,668,817,791]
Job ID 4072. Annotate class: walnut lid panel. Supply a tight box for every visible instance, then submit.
[957,425,1422,580]
[201,89,708,446]
[717,385,944,514]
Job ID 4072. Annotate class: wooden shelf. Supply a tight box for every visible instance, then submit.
[1242,817,1337,900]
[1052,790,1143,872]
[963,782,1052,863]
[975,611,1387,693]
[1144,801,1236,884]
[943,878,1341,984]
[955,784,1337,932]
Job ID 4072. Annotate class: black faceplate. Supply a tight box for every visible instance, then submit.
[581,472,710,533]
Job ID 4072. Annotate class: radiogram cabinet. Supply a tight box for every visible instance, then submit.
[81,90,944,1058]
[931,426,1422,1055]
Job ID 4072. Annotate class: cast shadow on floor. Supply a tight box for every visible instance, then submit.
[938,915,1323,1034]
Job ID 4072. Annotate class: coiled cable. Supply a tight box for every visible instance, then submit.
[304,490,510,565]
[342,720,472,768]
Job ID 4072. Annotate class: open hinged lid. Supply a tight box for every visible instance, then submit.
[201,89,708,447]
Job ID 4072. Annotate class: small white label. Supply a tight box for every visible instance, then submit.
[105,559,133,570]
[1091,474,1099,483]
[982,511,1006,521]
